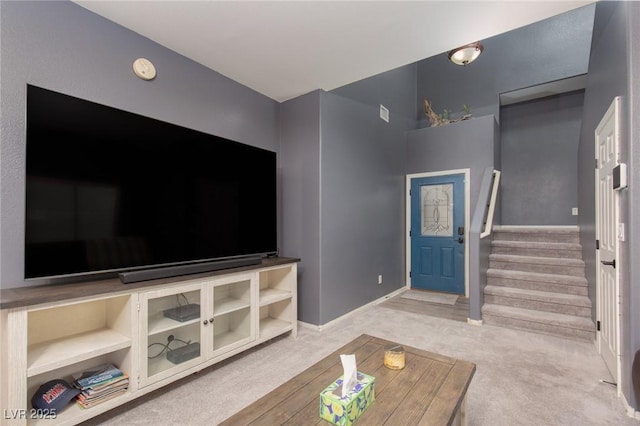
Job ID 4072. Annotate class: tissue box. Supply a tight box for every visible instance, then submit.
[319,372,375,425]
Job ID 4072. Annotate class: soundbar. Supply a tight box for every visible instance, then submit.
[118,256,262,284]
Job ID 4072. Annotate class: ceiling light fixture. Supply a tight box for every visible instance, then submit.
[448,42,484,66]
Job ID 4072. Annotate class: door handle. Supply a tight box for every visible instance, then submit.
[601,259,616,268]
[458,236,464,244]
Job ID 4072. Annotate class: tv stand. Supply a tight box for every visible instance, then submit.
[118,256,262,284]
[0,257,298,426]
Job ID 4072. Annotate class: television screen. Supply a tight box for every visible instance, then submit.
[25,85,277,280]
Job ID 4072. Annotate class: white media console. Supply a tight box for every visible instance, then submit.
[0,257,298,425]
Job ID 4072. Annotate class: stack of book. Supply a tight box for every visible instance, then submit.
[72,364,129,409]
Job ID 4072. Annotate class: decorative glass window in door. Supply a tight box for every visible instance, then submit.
[421,184,454,236]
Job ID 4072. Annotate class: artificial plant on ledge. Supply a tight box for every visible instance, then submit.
[423,99,472,127]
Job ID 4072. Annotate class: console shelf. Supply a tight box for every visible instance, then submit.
[147,314,200,336]
[259,317,292,340]
[214,297,250,316]
[0,258,298,426]
[259,288,292,306]
[27,329,131,377]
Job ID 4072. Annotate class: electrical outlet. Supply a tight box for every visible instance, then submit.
[572,207,578,216]
[378,274,383,285]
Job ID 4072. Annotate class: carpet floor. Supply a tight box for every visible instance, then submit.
[85,302,636,425]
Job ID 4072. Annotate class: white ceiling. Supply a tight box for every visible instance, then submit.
[73,1,594,102]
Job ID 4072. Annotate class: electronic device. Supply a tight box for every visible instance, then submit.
[162,304,201,322]
[613,163,628,190]
[24,85,277,281]
[166,342,201,364]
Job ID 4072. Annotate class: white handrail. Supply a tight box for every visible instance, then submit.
[480,170,501,238]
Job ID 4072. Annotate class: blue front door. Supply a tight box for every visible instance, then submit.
[410,174,465,294]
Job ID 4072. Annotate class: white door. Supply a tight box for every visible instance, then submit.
[595,97,620,388]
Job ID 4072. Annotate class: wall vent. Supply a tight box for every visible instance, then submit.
[379,104,389,123]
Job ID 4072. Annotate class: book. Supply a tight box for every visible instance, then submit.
[81,378,129,396]
[72,364,129,409]
[73,364,124,388]
[77,389,127,409]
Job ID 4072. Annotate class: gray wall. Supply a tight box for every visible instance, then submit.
[416,4,594,124]
[501,91,584,225]
[319,90,410,324]
[280,65,416,325]
[0,1,279,289]
[578,0,638,409]
[279,91,322,325]
[406,115,498,213]
[331,64,418,123]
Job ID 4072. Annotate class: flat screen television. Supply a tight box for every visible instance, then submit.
[25,85,277,281]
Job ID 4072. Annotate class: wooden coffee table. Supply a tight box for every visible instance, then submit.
[220,334,475,425]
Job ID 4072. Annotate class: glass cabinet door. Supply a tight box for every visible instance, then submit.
[208,273,256,357]
[140,284,205,386]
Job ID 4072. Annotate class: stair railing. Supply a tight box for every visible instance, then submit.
[480,170,501,238]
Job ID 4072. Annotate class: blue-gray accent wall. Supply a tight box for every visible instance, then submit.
[0,1,279,289]
[501,91,584,225]
[416,4,594,124]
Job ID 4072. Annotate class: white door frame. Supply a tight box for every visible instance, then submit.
[405,168,470,296]
[595,97,621,394]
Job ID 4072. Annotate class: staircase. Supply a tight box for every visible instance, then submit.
[481,226,596,342]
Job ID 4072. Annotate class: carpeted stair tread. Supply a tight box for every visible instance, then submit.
[486,268,587,286]
[484,285,591,307]
[490,254,585,276]
[482,304,595,331]
[492,226,580,243]
[491,240,582,259]
[491,240,581,250]
[490,254,584,267]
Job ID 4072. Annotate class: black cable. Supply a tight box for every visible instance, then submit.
[175,293,190,307]
[147,335,192,359]
[180,293,190,305]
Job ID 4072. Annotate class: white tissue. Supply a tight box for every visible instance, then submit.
[340,354,357,398]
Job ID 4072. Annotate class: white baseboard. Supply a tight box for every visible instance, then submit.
[297,287,407,332]
[467,318,483,326]
[622,391,640,419]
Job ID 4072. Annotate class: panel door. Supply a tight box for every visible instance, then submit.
[595,97,620,383]
[410,174,465,294]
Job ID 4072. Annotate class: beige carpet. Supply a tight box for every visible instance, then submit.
[85,303,634,426]
[400,290,458,305]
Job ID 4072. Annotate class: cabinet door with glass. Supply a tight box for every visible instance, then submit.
[207,273,256,358]
[139,283,205,387]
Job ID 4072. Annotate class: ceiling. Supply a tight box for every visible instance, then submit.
[73,1,594,103]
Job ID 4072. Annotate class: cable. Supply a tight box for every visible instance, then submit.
[175,293,190,307]
[147,335,192,359]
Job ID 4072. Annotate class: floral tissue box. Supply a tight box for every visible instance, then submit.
[319,372,375,425]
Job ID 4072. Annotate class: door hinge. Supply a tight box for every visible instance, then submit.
[596,239,600,250]
[595,159,598,169]
[409,230,412,237]
[597,320,601,331]
[137,302,140,312]
[409,271,412,278]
